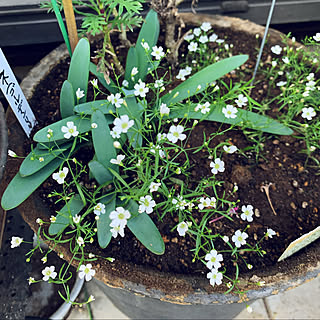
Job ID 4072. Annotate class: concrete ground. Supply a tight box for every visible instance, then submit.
[68,276,320,319]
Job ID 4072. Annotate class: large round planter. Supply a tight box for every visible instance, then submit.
[1,13,320,319]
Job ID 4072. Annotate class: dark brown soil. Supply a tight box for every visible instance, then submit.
[26,25,320,285]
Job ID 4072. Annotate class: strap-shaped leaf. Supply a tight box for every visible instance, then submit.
[169,104,293,135]
[48,195,85,235]
[97,194,115,248]
[126,200,165,255]
[161,55,248,106]
[88,160,113,185]
[60,80,75,118]
[89,62,118,94]
[33,115,91,143]
[74,100,115,115]
[68,38,90,103]
[19,142,73,177]
[124,47,139,88]
[1,157,64,210]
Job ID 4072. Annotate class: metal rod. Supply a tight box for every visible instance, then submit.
[251,0,277,85]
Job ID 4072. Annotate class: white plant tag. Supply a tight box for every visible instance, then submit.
[278,225,320,262]
[0,48,37,137]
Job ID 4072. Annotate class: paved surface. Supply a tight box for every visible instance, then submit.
[68,276,320,319]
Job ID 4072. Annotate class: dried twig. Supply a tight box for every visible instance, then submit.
[260,183,277,215]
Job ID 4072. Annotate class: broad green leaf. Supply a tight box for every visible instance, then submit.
[1,157,64,210]
[161,55,248,106]
[124,47,139,88]
[126,200,165,255]
[89,160,113,185]
[19,142,72,177]
[169,103,293,135]
[33,115,91,143]
[48,195,85,235]
[97,194,115,248]
[74,100,115,115]
[60,80,75,118]
[68,38,90,103]
[89,62,118,94]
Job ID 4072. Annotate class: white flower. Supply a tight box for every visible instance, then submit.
[184,34,194,41]
[193,28,201,36]
[199,35,208,44]
[188,41,198,52]
[107,93,124,108]
[266,228,276,238]
[11,236,23,248]
[150,182,161,193]
[160,103,170,116]
[79,264,95,281]
[240,205,254,222]
[139,195,156,214]
[301,107,316,120]
[39,157,44,162]
[157,133,167,141]
[41,256,47,264]
[198,197,216,210]
[216,39,225,44]
[36,218,43,225]
[306,80,316,90]
[90,79,98,88]
[232,230,248,248]
[207,269,223,287]
[131,67,139,77]
[111,225,125,238]
[313,33,320,42]
[271,60,277,67]
[223,145,238,154]
[302,91,310,97]
[28,277,35,285]
[195,102,210,114]
[247,264,253,270]
[177,221,190,236]
[122,79,129,87]
[42,266,57,281]
[88,295,95,303]
[222,105,238,119]
[209,33,218,42]
[52,167,69,184]
[154,79,164,88]
[271,45,282,55]
[110,154,125,165]
[8,150,17,157]
[205,249,223,270]
[151,46,165,60]
[110,128,121,139]
[276,81,287,87]
[200,22,211,32]
[282,57,289,64]
[141,41,150,50]
[61,121,79,139]
[76,88,85,99]
[134,80,149,98]
[113,115,134,133]
[176,66,192,81]
[247,306,253,313]
[167,125,187,143]
[113,141,121,149]
[50,215,56,223]
[210,158,225,175]
[73,215,81,224]
[94,203,105,216]
[222,236,229,243]
[109,207,131,228]
[307,73,315,81]
[172,196,187,210]
[77,236,84,246]
[235,94,248,107]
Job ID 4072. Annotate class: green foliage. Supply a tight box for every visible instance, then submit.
[74,100,115,115]
[89,63,118,94]
[60,80,75,118]
[88,160,113,185]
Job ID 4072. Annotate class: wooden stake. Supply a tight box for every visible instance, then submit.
[62,0,79,53]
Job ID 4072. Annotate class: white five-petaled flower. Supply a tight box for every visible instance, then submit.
[307,73,315,81]
[184,34,194,41]
[139,195,156,214]
[107,93,124,108]
[313,33,320,42]
[154,79,164,88]
[134,80,149,98]
[223,145,238,154]
[235,94,248,108]
[122,79,129,87]
[266,228,276,238]
[28,277,35,285]
[50,215,56,223]
[110,128,121,139]
[113,115,134,133]
[200,22,212,32]
[172,195,187,210]
[193,27,201,36]
[209,33,218,42]
[42,266,57,281]
[8,150,17,157]
[109,207,131,228]
[11,236,23,248]
[205,249,223,270]
[301,107,316,120]
[91,123,98,129]
[141,41,150,50]
[151,46,165,60]
[199,35,209,44]
[207,269,223,287]
[188,41,198,52]
[195,102,210,114]
[167,125,187,143]
[271,45,282,55]
[282,57,290,64]
[232,230,249,248]
[77,236,84,246]
[94,203,105,216]
[150,182,161,193]
[73,215,81,224]
[61,121,79,139]
[110,154,125,165]
[210,158,225,175]
[177,221,191,236]
[79,263,96,281]
[76,88,85,99]
[90,79,98,88]
[41,256,47,264]
[222,105,238,119]
[160,103,170,116]
[52,167,69,184]
[111,225,125,238]
[131,67,139,77]
[240,205,254,222]
[176,66,192,81]
[198,197,216,210]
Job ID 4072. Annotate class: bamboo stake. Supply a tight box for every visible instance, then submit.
[62,0,79,53]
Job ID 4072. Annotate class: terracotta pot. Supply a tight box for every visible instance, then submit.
[1,13,319,319]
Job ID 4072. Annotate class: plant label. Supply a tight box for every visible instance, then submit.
[278,225,320,262]
[0,48,37,137]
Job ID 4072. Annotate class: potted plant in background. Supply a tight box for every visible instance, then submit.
[2,0,320,318]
